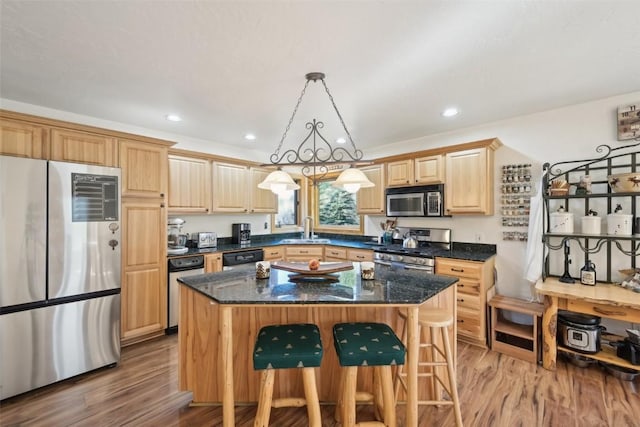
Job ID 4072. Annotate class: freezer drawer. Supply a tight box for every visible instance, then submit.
[0,294,120,399]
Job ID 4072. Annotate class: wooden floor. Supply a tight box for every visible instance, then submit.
[1,334,639,427]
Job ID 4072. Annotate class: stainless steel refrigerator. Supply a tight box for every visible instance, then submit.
[0,156,121,400]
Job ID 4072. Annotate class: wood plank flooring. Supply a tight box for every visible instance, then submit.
[1,334,638,426]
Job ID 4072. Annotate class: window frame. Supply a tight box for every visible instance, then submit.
[308,173,364,235]
[271,177,304,233]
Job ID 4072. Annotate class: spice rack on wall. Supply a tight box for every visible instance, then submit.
[500,163,532,241]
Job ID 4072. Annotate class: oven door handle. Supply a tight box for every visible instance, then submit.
[402,264,434,272]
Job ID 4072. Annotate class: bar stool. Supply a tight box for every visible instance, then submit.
[333,322,405,427]
[394,309,463,427]
[252,323,323,427]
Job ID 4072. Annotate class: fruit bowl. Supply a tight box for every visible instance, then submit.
[608,172,640,193]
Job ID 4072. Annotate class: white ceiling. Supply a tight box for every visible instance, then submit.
[2,1,640,159]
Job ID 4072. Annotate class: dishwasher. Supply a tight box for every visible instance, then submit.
[167,255,205,334]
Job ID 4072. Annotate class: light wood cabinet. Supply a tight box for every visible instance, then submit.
[121,199,167,345]
[120,139,168,198]
[387,155,444,187]
[211,161,248,212]
[50,128,117,166]
[211,163,277,213]
[386,159,413,186]
[168,154,211,213]
[263,246,284,261]
[249,167,277,213]
[205,253,223,273]
[436,256,495,347]
[284,245,324,261]
[324,246,347,261]
[347,248,373,262]
[415,154,444,184]
[356,164,385,214]
[444,147,494,215]
[0,118,47,159]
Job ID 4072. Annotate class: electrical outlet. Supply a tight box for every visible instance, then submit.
[264,222,268,229]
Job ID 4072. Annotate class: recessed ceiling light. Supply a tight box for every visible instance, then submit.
[335,137,346,144]
[441,108,459,117]
[165,114,182,122]
[244,133,256,141]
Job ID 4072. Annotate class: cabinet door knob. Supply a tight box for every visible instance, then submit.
[160,193,165,198]
[160,203,165,208]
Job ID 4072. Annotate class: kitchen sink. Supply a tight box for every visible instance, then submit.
[280,238,331,244]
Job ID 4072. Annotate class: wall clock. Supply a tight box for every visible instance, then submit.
[617,104,640,141]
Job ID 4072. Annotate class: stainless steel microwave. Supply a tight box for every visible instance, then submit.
[385,184,445,217]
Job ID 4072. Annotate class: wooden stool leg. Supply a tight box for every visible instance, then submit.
[254,369,275,427]
[335,367,346,422]
[380,365,397,427]
[394,315,408,401]
[430,326,439,402]
[442,327,463,427]
[342,367,358,427]
[301,367,321,427]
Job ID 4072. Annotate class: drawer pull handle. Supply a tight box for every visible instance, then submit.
[451,268,464,273]
[457,298,464,302]
[457,284,464,288]
[356,255,365,259]
[300,251,308,254]
[593,306,627,317]
[457,319,464,323]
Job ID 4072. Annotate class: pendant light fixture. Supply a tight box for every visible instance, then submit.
[259,72,373,194]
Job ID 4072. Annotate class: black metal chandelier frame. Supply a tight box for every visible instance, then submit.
[265,72,369,185]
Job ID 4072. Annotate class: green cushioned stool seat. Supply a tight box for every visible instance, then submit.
[333,322,405,367]
[253,323,323,370]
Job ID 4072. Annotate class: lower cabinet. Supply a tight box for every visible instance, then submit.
[435,256,495,347]
[324,246,347,261]
[121,198,167,345]
[284,245,324,261]
[347,248,373,262]
[263,246,284,261]
[205,253,222,273]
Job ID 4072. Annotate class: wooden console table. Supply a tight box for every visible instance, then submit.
[535,277,640,370]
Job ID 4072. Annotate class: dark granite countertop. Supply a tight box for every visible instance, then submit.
[168,235,496,262]
[178,263,458,305]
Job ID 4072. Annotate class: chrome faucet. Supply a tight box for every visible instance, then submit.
[303,216,313,240]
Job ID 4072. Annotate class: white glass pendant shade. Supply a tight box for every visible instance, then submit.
[258,170,300,194]
[332,168,374,193]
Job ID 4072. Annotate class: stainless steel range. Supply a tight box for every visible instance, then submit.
[374,227,451,273]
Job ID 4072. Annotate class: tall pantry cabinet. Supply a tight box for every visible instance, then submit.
[119,139,172,346]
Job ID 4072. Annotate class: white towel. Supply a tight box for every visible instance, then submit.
[523,173,547,299]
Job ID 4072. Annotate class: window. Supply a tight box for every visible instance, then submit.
[274,179,300,229]
[312,177,362,233]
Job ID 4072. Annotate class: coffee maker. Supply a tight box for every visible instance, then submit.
[232,223,251,245]
[168,218,188,255]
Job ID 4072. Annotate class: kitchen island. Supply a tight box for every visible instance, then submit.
[178,263,458,427]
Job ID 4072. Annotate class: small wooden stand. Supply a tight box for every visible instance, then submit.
[488,294,544,364]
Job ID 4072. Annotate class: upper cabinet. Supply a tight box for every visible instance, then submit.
[415,154,444,184]
[249,167,278,213]
[211,162,277,213]
[168,153,211,213]
[357,164,385,214]
[386,159,414,186]
[120,139,168,199]
[386,155,444,187]
[444,140,500,215]
[212,161,248,212]
[0,118,47,159]
[50,128,117,166]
